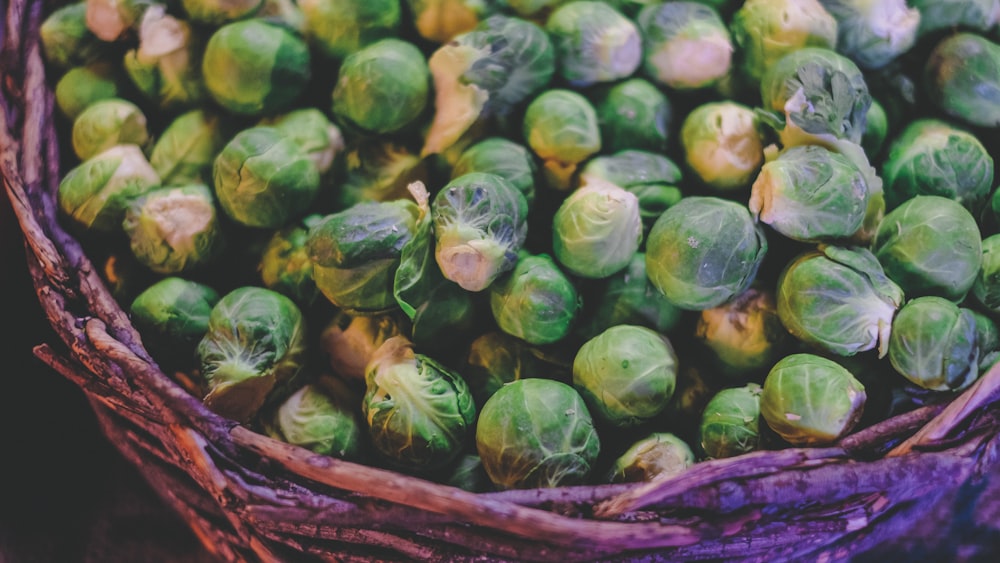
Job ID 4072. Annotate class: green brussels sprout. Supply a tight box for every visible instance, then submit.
[973,309,1000,373]
[258,108,345,176]
[760,47,871,144]
[452,137,538,207]
[888,297,981,392]
[58,144,161,234]
[776,245,904,357]
[462,331,570,406]
[861,98,889,157]
[71,98,150,161]
[911,0,1000,37]
[506,0,568,18]
[299,0,400,59]
[86,0,158,41]
[818,0,920,70]
[973,234,1000,314]
[181,0,263,25]
[212,126,321,229]
[729,0,838,84]
[699,383,762,459]
[748,144,871,242]
[332,38,429,135]
[256,0,307,32]
[489,253,580,345]
[319,311,408,381]
[129,276,221,367]
[636,1,733,90]
[123,184,225,274]
[593,78,672,154]
[881,119,994,213]
[202,19,311,116]
[407,0,504,44]
[872,195,983,301]
[680,101,764,192]
[432,173,529,291]
[149,109,228,187]
[197,286,308,423]
[646,197,768,311]
[573,325,677,427]
[578,150,683,237]
[522,89,601,190]
[760,353,866,446]
[308,199,420,314]
[339,140,428,209]
[363,336,476,471]
[608,432,694,483]
[476,378,600,489]
[545,1,641,86]
[552,179,642,279]
[574,252,683,342]
[924,33,1000,129]
[422,15,555,157]
[123,6,207,111]
[694,288,789,378]
[258,214,324,305]
[266,376,364,459]
[40,2,110,69]
[55,62,122,120]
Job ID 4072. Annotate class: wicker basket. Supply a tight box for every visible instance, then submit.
[5,1,1000,560]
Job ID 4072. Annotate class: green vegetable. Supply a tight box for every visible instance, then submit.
[694,287,789,378]
[489,253,580,345]
[578,150,683,237]
[911,0,1000,37]
[55,62,121,120]
[608,432,693,483]
[258,214,324,305]
[266,376,365,459]
[451,137,538,207]
[730,0,838,83]
[181,0,263,25]
[319,311,408,382]
[522,89,601,190]
[258,108,345,176]
[924,32,1000,128]
[680,101,764,192]
[149,109,228,187]
[973,234,1000,315]
[123,6,207,111]
[71,98,149,161]
[129,276,221,367]
[299,0,401,59]
[123,184,225,274]
[888,296,980,392]
[818,0,920,70]
[637,1,733,90]
[552,178,643,279]
[40,2,109,69]
[593,78,672,154]
[699,383,762,459]
[546,1,642,86]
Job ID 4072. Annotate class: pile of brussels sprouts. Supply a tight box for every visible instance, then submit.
[42,0,1000,490]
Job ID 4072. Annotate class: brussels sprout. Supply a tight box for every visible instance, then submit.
[924,33,1000,129]
[197,286,308,423]
[40,2,109,69]
[259,108,345,176]
[608,432,694,483]
[55,62,122,120]
[363,337,476,471]
[818,0,920,70]
[489,253,580,345]
[452,138,538,207]
[729,0,838,84]
[339,140,428,209]
[213,126,321,229]
[636,1,733,91]
[888,297,980,392]
[505,0,567,18]
[58,144,161,234]
[463,331,570,406]
[872,195,983,301]
[432,173,529,291]
[129,276,220,367]
[552,179,642,279]
[973,234,1000,314]
[441,454,493,493]
[407,0,504,44]
[973,309,1000,373]
[522,89,601,190]
[748,144,870,242]
[861,98,889,157]
[546,1,641,86]
[266,376,364,459]
[332,38,429,135]
[760,47,871,144]
[123,5,207,111]
[259,214,324,305]
[299,0,400,59]
[881,119,994,213]
[760,353,866,446]
[308,199,420,314]
[85,0,155,42]
[123,184,225,274]
[680,101,764,192]
[574,252,683,342]
[71,98,150,161]
[149,109,228,187]
[695,287,789,378]
[699,383,762,459]
[202,19,311,116]
[646,197,768,311]
[319,311,408,381]
[573,325,677,427]
[181,0,263,25]
[776,245,904,357]
[257,0,306,32]
[594,78,672,154]
[579,150,683,237]
[911,0,1000,37]
[476,378,600,489]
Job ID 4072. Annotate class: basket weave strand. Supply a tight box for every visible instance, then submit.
[5,0,1000,560]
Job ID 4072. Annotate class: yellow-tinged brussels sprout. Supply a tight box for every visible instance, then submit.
[730,0,838,84]
[130,276,220,369]
[680,101,764,192]
[197,286,309,424]
[40,2,111,69]
[319,311,408,381]
[888,297,981,392]
[573,325,677,428]
[123,5,208,111]
[552,178,642,279]
[258,214,324,306]
[338,139,428,209]
[55,62,122,120]
[149,109,229,187]
[265,376,365,459]
[489,253,580,345]
[695,287,789,378]
[523,89,601,190]
[699,383,761,459]
[181,0,263,25]
[637,1,733,90]
[760,353,866,446]
[71,98,150,161]
[546,1,642,87]
[608,432,693,483]
[462,331,571,406]
[300,0,400,59]
[407,0,504,44]
[476,378,600,489]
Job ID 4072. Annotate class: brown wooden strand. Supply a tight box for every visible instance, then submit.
[837,402,947,456]
[20,0,44,188]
